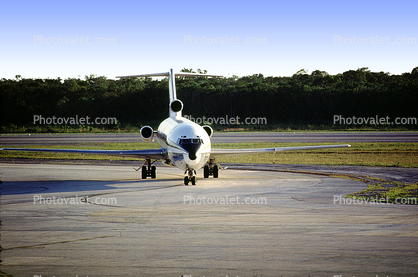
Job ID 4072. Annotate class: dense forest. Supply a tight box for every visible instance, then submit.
[1,67,417,132]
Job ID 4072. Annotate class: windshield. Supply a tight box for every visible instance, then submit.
[179,138,202,160]
[179,138,201,144]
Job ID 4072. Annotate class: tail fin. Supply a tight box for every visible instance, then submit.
[117,69,222,118]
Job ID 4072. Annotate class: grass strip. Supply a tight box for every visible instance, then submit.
[214,142,418,168]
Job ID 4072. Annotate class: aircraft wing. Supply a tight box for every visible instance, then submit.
[209,144,351,159]
[0,148,167,160]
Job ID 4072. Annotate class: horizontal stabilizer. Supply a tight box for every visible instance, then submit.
[116,69,222,119]
[116,72,222,78]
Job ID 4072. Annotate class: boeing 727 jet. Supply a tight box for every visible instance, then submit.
[1,69,350,185]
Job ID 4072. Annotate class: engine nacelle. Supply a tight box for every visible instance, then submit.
[140,126,154,142]
[202,125,213,138]
[170,99,183,113]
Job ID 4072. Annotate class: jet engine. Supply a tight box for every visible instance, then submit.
[202,125,213,138]
[170,99,183,113]
[140,126,154,142]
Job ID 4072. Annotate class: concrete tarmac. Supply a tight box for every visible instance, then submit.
[1,163,417,276]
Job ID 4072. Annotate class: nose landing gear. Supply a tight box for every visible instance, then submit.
[184,169,197,185]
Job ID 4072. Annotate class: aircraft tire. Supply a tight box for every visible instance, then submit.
[203,165,209,178]
[141,166,147,179]
[151,166,156,179]
[213,165,219,178]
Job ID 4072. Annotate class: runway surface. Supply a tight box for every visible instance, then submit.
[1,163,417,276]
[1,131,418,146]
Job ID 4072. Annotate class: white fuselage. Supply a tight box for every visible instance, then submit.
[155,116,211,171]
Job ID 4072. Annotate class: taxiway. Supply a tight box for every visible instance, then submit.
[1,163,417,276]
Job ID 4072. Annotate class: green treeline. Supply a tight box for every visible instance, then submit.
[1,67,417,132]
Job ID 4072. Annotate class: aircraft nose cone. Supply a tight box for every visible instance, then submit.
[189,152,197,160]
[180,139,201,161]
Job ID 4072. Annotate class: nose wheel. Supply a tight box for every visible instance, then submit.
[184,169,197,185]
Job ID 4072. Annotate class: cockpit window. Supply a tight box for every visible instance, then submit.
[178,137,202,161]
[179,138,201,144]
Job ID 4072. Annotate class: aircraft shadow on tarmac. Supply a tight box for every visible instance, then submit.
[0,178,183,196]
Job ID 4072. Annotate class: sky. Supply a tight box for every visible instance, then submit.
[1,0,417,79]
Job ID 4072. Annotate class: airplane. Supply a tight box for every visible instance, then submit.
[1,69,351,185]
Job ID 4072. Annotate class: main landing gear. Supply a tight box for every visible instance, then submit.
[140,159,222,185]
[141,159,156,179]
[203,159,219,179]
[184,169,197,186]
